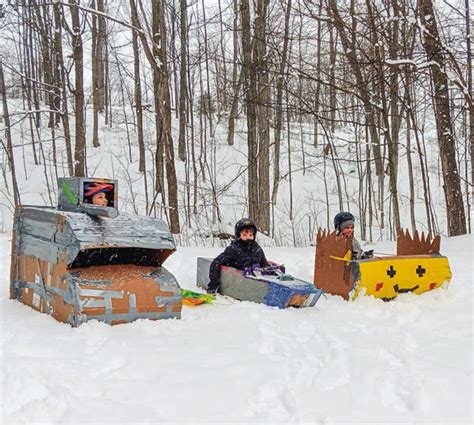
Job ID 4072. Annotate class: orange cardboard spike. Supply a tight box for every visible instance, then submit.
[396,228,441,255]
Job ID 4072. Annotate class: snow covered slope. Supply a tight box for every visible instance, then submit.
[1,233,472,424]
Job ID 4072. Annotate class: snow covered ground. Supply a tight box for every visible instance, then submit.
[1,232,472,424]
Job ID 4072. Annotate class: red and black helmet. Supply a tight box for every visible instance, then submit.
[84,182,113,198]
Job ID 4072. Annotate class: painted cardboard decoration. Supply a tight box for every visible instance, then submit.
[10,177,182,326]
[314,229,452,301]
[196,257,323,308]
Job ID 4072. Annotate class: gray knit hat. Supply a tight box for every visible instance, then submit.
[339,219,354,231]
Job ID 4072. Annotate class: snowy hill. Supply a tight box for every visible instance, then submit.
[1,232,472,424]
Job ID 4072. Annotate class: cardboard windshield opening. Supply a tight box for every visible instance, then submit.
[70,247,174,268]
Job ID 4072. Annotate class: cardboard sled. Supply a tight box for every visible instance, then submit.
[9,177,182,326]
[313,229,452,301]
[197,257,323,308]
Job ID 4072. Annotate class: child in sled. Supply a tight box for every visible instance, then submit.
[207,218,270,294]
[334,212,373,260]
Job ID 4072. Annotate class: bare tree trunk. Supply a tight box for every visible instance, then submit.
[22,6,39,165]
[186,21,198,215]
[53,2,74,176]
[91,0,99,147]
[217,0,228,109]
[465,0,474,212]
[178,0,188,162]
[227,0,240,146]
[366,137,373,243]
[328,1,384,187]
[313,0,322,148]
[31,1,55,128]
[131,0,180,233]
[411,103,434,234]
[131,27,146,173]
[365,0,400,231]
[241,0,259,221]
[169,0,179,118]
[254,0,270,233]
[406,108,416,234]
[201,0,214,136]
[387,0,401,231]
[272,0,291,206]
[148,2,165,204]
[286,91,295,246]
[69,0,86,177]
[91,0,106,147]
[0,60,21,205]
[419,0,466,235]
[328,24,336,132]
[28,4,41,129]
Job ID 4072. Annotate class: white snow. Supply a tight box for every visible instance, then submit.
[1,233,473,424]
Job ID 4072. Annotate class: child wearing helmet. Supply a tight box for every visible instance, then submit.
[207,218,269,294]
[334,212,373,260]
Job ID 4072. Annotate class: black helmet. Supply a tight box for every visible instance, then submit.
[334,212,355,234]
[234,218,257,239]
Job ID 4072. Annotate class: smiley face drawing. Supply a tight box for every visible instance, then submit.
[351,255,452,300]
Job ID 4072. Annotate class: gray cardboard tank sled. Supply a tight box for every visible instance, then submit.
[9,177,182,326]
[196,257,323,308]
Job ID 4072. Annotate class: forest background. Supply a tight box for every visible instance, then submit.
[0,0,472,246]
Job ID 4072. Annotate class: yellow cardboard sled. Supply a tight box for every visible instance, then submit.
[314,229,452,301]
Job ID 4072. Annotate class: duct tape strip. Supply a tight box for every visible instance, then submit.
[19,280,65,300]
[34,259,54,304]
[104,295,113,323]
[81,298,107,308]
[155,295,181,313]
[128,293,137,316]
[79,288,124,298]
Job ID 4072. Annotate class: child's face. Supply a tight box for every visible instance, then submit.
[240,228,255,241]
[340,225,354,237]
[92,192,108,207]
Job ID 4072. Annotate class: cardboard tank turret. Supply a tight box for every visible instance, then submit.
[9,177,182,326]
[313,228,452,301]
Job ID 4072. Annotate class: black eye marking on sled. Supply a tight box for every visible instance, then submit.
[416,265,426,277]
[386,266,396,278]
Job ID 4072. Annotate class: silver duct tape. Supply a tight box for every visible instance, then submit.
[104,296,113,323]
[155,295,181,313]
[79,288,124,298]
[81,298,107,308]
[18,280,59,305]
[128,293,137,316]
[19,235,62,264]
[159,285,181,293]
[18,206,176,256]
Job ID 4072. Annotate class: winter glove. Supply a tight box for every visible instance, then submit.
[207,287,218,295]
[267,261,285,274]
[361,250,374,259]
